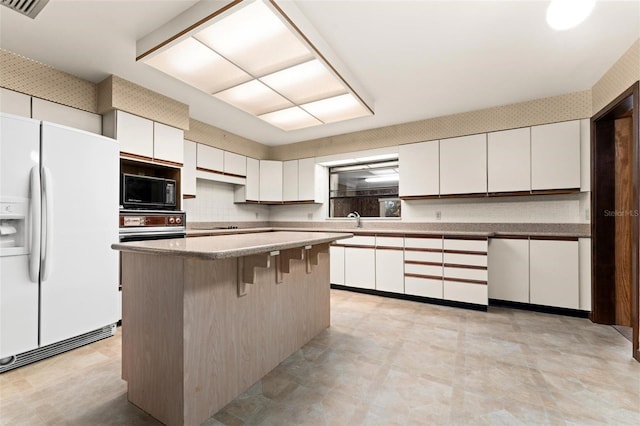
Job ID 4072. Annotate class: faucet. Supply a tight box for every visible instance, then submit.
[347,211,361,228]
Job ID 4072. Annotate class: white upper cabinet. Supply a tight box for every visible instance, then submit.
[32,98,102,135]
[282,159,299,202]
[182,140,197,197]
[531,120,581,191]
[105,111,184,165]
[298,157,319,201]
[259,160,283,202]
[439,134,487,195]
[399,140,439,197]
[580,119,590,192]
[223,151,247,177]
[0,88,31,118]
[197,144,224,173]
[246,157,260,201]
[153,122,184,165]
[111,110,154,158]
[487,128,530,193]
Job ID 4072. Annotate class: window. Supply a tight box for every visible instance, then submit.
[329,160,400,218]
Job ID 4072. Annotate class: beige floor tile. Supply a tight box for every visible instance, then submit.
[1,290,639,426]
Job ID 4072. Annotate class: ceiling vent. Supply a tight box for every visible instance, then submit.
[1,0,49,19]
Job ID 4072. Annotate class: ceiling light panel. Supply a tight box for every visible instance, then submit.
[195,0,314,77]
[301,93,371,123]
[259,106,322,131]
[260,59,346,104]
[214,80,293,115]
[145,38,251,94]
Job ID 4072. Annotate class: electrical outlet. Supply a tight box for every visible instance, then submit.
[255,212,259,219]
[436,211,441,220]
[585,208,590,221]
[307,213,313,220]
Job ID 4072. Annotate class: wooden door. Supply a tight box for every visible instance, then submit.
[615,117,633,326]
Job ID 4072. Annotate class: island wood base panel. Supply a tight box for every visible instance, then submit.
[121,247,330,426]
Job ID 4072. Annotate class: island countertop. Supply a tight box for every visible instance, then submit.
[111,230,352,260]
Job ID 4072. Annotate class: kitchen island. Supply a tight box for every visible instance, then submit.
[112,231,351,426]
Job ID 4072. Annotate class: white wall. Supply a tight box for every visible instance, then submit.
[183,179,269,222]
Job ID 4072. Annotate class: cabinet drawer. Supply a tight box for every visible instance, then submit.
[376,236,404,248]
[404,237,442,249]
[405,250,442,263]
[443,252,487,267]
[443,281,488,305]
[443,239,488,252]
[405,263,443,277]
[341,236,376,247]
[405,276,442,299]
[443,267,487,282]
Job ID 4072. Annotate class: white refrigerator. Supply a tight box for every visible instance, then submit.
[0,113,119,369]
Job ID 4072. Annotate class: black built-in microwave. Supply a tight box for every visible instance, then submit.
[121,173,176,210]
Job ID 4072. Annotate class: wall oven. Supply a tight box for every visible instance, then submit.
[119,210,186,242]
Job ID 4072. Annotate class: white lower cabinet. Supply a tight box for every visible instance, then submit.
[443,281,488,305]
[344,247,376,290]
[529,239,579,309]
[579,238,591,311]
[488,238,530,303]
[329,246,345,285]
[405,276,442,299]
[375,249,404,293]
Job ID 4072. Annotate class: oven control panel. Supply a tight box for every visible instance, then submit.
[119,211,185,228]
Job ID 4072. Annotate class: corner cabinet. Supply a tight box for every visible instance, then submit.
[399,141,439,197]
[531,120,581,191]
[439,134,487,195]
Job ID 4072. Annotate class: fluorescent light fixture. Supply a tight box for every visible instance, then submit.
[214,80,292,115]
[145,38,251,93]
[365,174,400,183]
[260,59,346,104]
[546,0,596,31]
[258,106,322,131]
[138,0,373,131]
[354,153,399,162]
[301,93,371,123]
[317,158,358,167]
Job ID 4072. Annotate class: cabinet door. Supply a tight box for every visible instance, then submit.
[330,246,345,285]
[579,238,591,311]
[531,120,580,190]
[182,140,197,197]
[0,88,31,117]
[153,122,184,165]
[488,238,529,303]
[375,249,404,293]
[282,160,299,202]
[530,239,579,309]
[197,144,224,173]
[259,160,283,202]
[487,128,530,193]
[246,157,260,201]
[344,247,375,289]
[298,157,317,201]
[224,151,247,177]
[440,134,487,195]
[116,111,153,158]
[33,98,102,135]
[399,141,439,196]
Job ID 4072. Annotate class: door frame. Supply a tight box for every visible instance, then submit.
[590,81,639,361]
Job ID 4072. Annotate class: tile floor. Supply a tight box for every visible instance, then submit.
[1,289,639,425]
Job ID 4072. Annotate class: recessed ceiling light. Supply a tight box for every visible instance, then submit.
[546,0,596,31]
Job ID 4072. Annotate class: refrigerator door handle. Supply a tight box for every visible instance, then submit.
[41,166,53,281]
[29,166,41,283]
